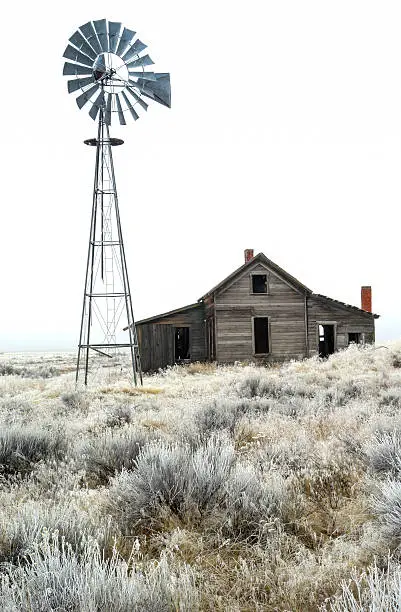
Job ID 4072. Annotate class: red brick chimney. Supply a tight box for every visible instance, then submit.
[244,249,254,263]
[361,286,372,312]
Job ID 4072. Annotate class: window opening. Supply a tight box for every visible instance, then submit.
[175,327,190,361]
[252,274,267,294]
[318,324,335,358]
[348,332,360,345]
[254,317,269,354]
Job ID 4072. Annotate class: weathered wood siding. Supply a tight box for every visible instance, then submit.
[137,324,174,372]
[307,296,375,355]
[137,304,206,371]
[214,262,307,362]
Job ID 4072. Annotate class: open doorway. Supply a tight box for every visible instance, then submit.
[318,324,335,358]
[175,327,190,361]
[253,317,270,354]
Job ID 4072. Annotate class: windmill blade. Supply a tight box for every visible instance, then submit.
[67,75,95,93]
[125,54,154,69]
[108,21,122,53]
[115,94,126,125]
[93,54,107,81]
[135,73,171,108]
[76,84,100,109]
[79,21,103,55]
[63,44,94,68]
[89,90,105,121]
[105,93,112,125]
[122,39,147,63]
[126,87,148,111]
[63,62,93,76]
[69,30,97,60]
[121,91,139,121]
[116,27,136,57]
[94,19,108,52]
[128,71,157,81]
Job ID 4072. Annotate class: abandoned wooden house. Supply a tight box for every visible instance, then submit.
[134,250,379,371]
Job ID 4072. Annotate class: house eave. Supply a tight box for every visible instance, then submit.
[133,302,202,327]
[312,293,380,318]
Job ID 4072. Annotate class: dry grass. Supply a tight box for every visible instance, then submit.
[1,345,401,609]
[186,362,217,375]
[100,385,164,395]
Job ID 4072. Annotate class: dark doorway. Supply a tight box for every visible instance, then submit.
[348,332,360,345]
[318,324,335,358]
[175,327,190,361]
[253,317,269,354]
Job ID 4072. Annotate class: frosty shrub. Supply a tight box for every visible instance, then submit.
[83,429,151,486]
[107,434,235,531]
[195,399,248,435]
[195,398,274,436]
[365,431,401,477]
[223,462,284,540]
[0,427,66,478]
[379,389,401,408]
[105,403,134,428]
[190,434,236,513]
[372,480,401,545]
[61,391,90,412]
[391,350,401,368]
[237,372,315,401]
[334,380,364,406]
[0,534,198,611]
[238,373,284,399]
[0,363,57,378]
[322,560,401,612]
[0,363,15,376]
[0,500,110,566]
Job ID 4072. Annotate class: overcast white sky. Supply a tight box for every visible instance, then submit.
[1,0,400,351]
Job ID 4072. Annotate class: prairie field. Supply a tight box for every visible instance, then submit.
[1,344,401,610]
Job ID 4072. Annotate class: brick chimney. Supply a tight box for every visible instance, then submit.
[361,286,372,312]
[244,249,254,263]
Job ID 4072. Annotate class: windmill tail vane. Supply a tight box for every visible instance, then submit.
[63,19,171,385]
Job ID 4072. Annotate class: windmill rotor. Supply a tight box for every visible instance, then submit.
[63,19,171,125]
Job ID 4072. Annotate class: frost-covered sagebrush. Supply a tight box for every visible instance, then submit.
[0,534,198,611]
[0,427,65,478]
[83,428,152,485]
[0,343,401,610]
[322,559,401,612]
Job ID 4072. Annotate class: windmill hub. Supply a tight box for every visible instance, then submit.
[93,53,128,92]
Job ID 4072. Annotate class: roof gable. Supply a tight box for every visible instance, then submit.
[199,252,312,301]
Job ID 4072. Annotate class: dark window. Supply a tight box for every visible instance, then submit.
[254,317,269,354]
[175,327,190,360]
[252,274,267,293]
[348,332,360,345]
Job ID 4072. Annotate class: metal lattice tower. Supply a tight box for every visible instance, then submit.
[62,19,171,384]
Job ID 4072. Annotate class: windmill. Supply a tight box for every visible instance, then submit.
[63,19,171,385]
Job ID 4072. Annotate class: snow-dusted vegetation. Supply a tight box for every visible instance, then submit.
[1,344,401,610]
